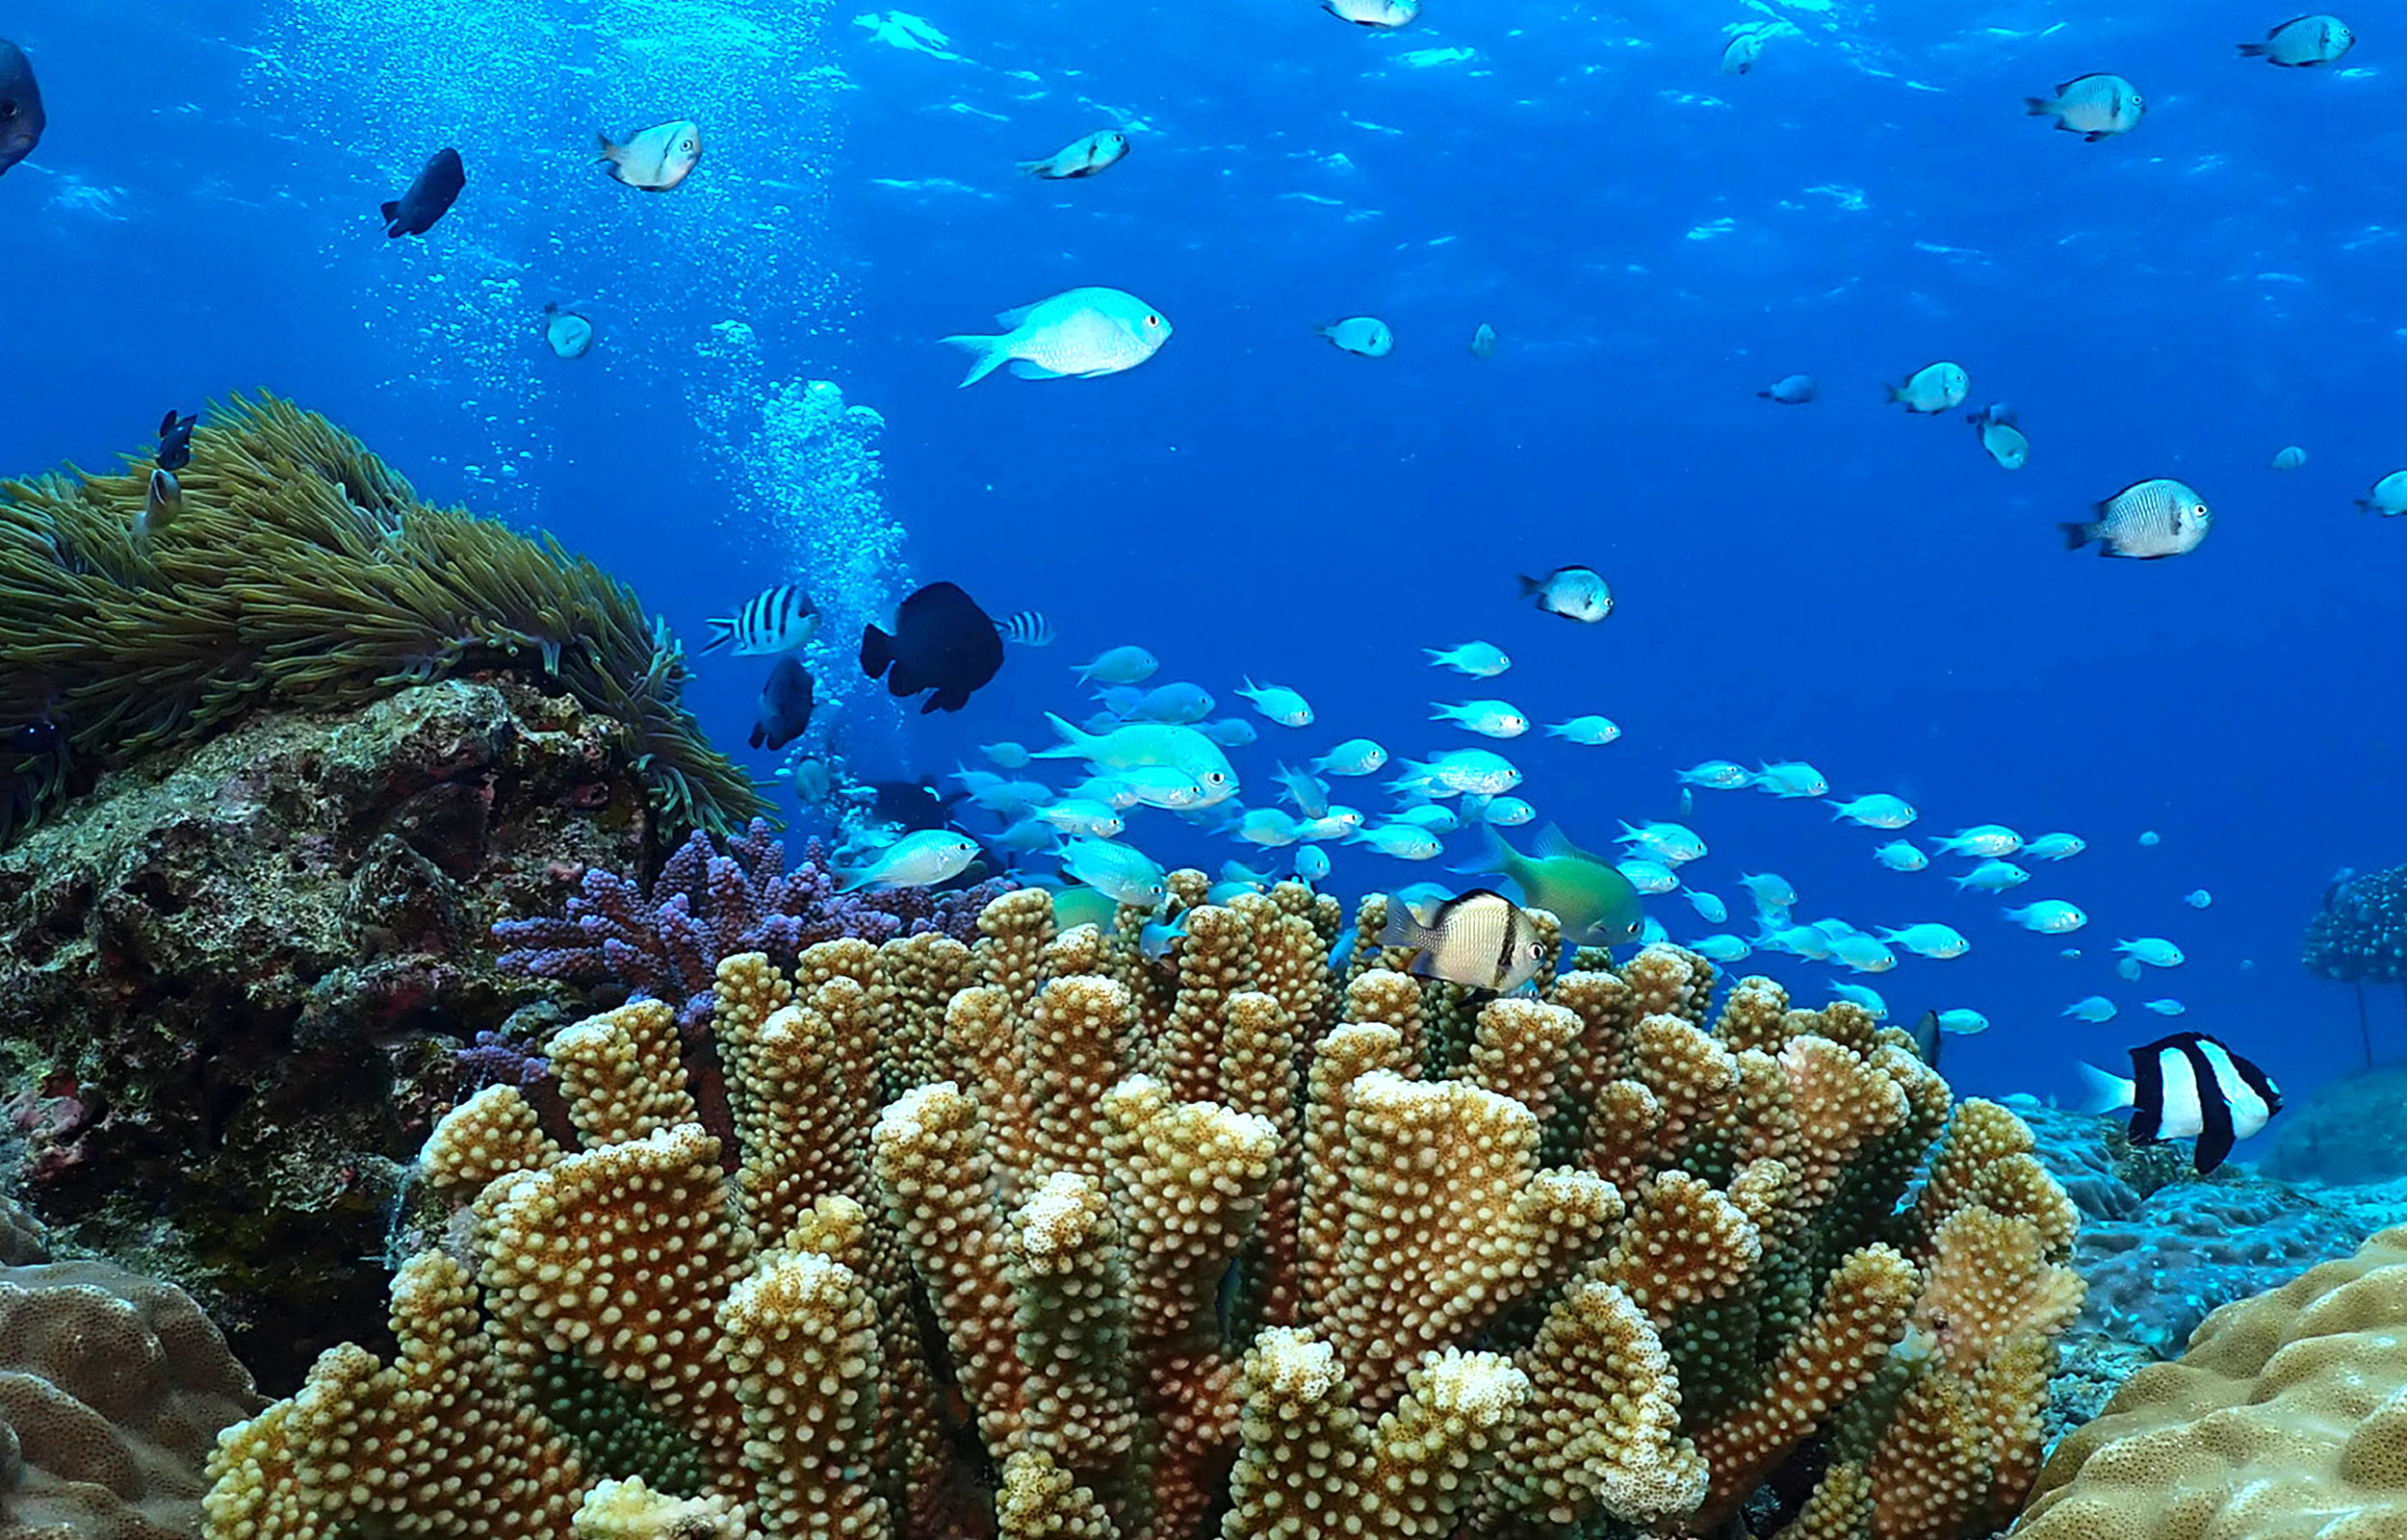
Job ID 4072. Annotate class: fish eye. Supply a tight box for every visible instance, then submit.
[0,101,13,120]
[1146,315,1162,327]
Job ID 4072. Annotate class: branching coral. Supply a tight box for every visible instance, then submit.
[0,395,763,842]
[205,886,2082,1540]
[492,817,1009,1033]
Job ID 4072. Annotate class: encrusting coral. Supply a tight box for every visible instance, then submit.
[0,395,763,842]
[2013,1223,2407,1538]
[202,883,2083,1540]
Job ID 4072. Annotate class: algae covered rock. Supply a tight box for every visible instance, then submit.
[2261,1062,2407,1185]
[0,676,662,1391]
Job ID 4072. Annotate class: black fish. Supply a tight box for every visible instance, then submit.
[749,656,815,751]
[0,39,44,178]
[1906,1009,1942,1069]
[382,147,466,239]
[866,777,966,834]
[157,409,197,472]
[2084,1031,2283,1175]
[0,719,60,754]
[860,580,1004,714]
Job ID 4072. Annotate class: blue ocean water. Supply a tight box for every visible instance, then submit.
[6,0,2403,1133]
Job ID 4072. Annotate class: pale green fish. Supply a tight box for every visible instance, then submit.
[1469,323,1498,360]
[2358,471,2407,516]
[1349,824,1442,860]
[1480,825,1644,947]
[1051,886,1121,932]
[1690,935,1750,962]
[1060,837,1168,909]
[1237,678,1313,727]
[1382,888,1551,993]
[1431,700,1528,739]
[1273,763,1332,817]
[1394,805,1459,834]
[1616,820,1705,864]
[2239,14,2352,66]
[1930,824,2021,857]
[1206,881,1262,904]
[837,830,977,891]
[1074,645,1159,685]
[1120,766,1206,809]
[2268,446,2307,472]
[1829,934,1896,974]
[1393,749,1520,798]
[1034,713,1238,804]
[1480,796,1534,827]
[1885,361,1968,415]
[1201,718,1258,748]
[1295,846,1331,883]
[2024,74,2143,140]
[980,740,1032,768]
[598,119,703,190]
[1617,859,1679,896]
[2002,899,2085,934]
[1072,774,1142,811]
[1318,317,1393,357]
[1678,760,1750,789]
[2114,937,2184,968]
[1827,793,1918,830]
[945,288,1172,387]
[1020,129,1130,179]
[1749,761,1827,798]
[1720,28,1767,75]
[1424,641,1512,678]
[2024,833,2085,860]
[1039,798,1125,838]
[1879,923,1970,960]
[1139,903,1190,961]
[1935,1009,1989,1036]
[1874,841,1928,872]
[1545,716,1620,746]
[1738,873,1797,911]
[1322,0,1418,26]
[1222,859,1277,886]
[1953,860,2030,893]
[1828,983,1888,1018]
[1967,404,2029,470]
[2062,996,2116,1022]
[1237,808,1303,847]
[2064,477,2211,558]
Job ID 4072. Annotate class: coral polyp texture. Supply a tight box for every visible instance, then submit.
[203,886,2083,1540]
[2014,1223,2407,1538]
[0,394,764,843]
[2303,862,2407,984]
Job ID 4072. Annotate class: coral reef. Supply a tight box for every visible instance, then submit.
[2303,862,2407,984]
[0,1204,265,1540]
[2015,1223,2407,1537]
[494,818,1008,1035]
[203,886,2083,1540]
[2261,1063,2407,1185]
[0,394,764,843]
[0,676,659,1390]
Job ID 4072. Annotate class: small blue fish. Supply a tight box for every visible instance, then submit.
[2142,998,2187,1016]
[1295,846,1331,884]
[1423,641,1511,678]
[2183,888,2212,910]
[1140,904,1191,961]
[1312,738,1387,776]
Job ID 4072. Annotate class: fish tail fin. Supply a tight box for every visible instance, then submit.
[1377,902,1431,951]
[1029,711,1094,759]
[1515,574,1543,597]
[2076,1063,2135,1115]
[2021,95,2054,116]
[860,623,894,677]
[379,200,400,223]
[1542,723,1566,738]
[1881,380,1903,402]
[700,618,737,654]
[2236,41,2268,57]
[943,333,1009,387]
[2356,499,2376,514]
[595,133,620,163]
[2058,521,2093,551]
[1015,159,1050,176]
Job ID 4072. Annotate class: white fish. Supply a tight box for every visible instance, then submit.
[1953,860,2030,893]
[1469,323,1498,360]
[1678,760,1752,790]
[1319,317,1394,356]
[1545,715,1620,746]
[2062,995,2116,1022]
[702,583,818,655]
[1199,718,1258,748]
[1967,403,2029,470]
[1237,678,1314,727]
[980,740,1032,768]
[2115,937,2185,969]
[1392,805,1460,834]
[1757,373,1817,404]
[1828,934,1897,974]
[1684,889,1728,924]
[1739,873,1798,911]
[2184,888,2212,909]
[945,288,1172,387]
[969,779,1051,816]
[1690,935,1751,962]
[1640,916,1669,946]
[2142,998,2187,1016]
[1755,924,1829,961]
[2023,833,2085,860]
[1074,646,1159,685]
[1519,566,1613,623]
[1827,793,1918,830]
[995,610,1056,647]
[2269,446,2307,472]
[1122,682,1217,724]
[837,831,977,891]
[2357,471,2407,516]
[1618,820,1706,864]
[1828,983,1888,1018]
[598,119,703,191]
[1273,763,1332,818]
[1383,888,1552,993]
[1617,860,1680,896]
[1424,641,1511,677]
[1873,841,1928,873]
[1060,838,1169,909]
[2064,477,2212,558]
[1033,715,1239,805]
[1350,824,1442,860]
[542,303,595,359]
[2138,831,2161,846]
[1021,130,1130,179]
[2079,1032,2280,1173]
[1237,808,1304,847]
[1930,825,2023,858]
[1750,761,1828,798]
[2238,14,2353,66]
[1878,922,1971,960]
[1295,845,1332,883]
[2025,73,2144,141]
[1120,766,1207,809]
[1308,740,1384,779]
[1479,796,1535,827]
[1322,0,1419,26]
[1071,775,1141,812]
[2002,900,2087,933]
[1886,361,1969,415]
[1432,700,1529,739]
[1394,749,1520,798]
[1038,799,1124,839]
[1935,1009,1989,1037]
[1721,30,1767,75]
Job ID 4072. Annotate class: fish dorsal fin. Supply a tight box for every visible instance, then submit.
[1534,823,1592,864]
[994,301,1043,330]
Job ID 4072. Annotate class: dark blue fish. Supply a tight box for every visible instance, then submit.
[382,147,466,238]
[157,409,197,472]
[0,40,43,178]
[748,656,815,751]
[861,580,1004,714]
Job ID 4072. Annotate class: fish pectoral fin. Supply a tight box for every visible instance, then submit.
[1008,359,1069,379]
[379,200,400,221]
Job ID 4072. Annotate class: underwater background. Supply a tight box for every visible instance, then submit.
[8,0,2407,1120]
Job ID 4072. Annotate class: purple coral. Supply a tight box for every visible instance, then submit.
[495,819,1009,1033]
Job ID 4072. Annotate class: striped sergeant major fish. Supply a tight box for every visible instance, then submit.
[995,610,1056,647]
[2079,1031,2282,1174]
[702,583,818,655]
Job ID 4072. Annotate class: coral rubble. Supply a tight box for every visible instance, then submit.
[0,395,764,844]
[203,886,2083,1540]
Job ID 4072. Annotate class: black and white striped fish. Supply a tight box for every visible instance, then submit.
[2080,1031,2282,1174]
[1379,887,1551,993]
[994,610,1057,648]
[702,583,818,655]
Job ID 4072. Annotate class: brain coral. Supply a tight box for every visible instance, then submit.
[2013,1223,2407,1538]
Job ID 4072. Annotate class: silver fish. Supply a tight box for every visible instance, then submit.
[1757,373,1817,404]
[1379,887,1551,992]
[2239,14,2353,67]
[1469,322,1498,360]
[2024,74,2144,141]
[543,303,595,360]
[1967,403,2029,469]
[1021,130,1129,179]
[599,119,703,191]
[1322,0,1419,27]
[136,469,183,552]
[2062,477,2212,559]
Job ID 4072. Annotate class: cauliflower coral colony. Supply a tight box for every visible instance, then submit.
[200,884,2086,1540]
